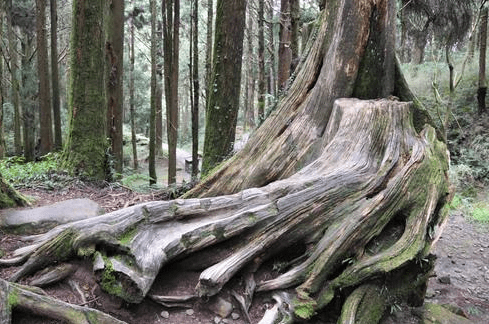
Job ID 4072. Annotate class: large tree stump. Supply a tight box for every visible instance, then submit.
[1,98,450,323]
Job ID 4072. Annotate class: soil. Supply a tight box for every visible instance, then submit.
[1,183,489,324]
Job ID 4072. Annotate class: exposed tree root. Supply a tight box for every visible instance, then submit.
[0,99,450,323]
[0,278,127,324]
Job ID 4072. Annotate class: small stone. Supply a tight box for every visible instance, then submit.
[214,316,222,324]
[222,320,230,324]
[438,275,451,284]
[208,297,233,318]
[186,309,195,316]
[160,311,170,319]
[231,313,240,320]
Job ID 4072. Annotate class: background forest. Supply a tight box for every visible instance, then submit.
[0,0,488,222]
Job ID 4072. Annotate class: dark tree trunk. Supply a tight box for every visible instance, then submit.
[21,33,36,162]
[36,0,53,156]
[156,21,163,158]
[205,0,213,107]
[50,0,62,151]
[0,7,4,158]
[277,0,292,90]
[149,0,157,185]
[478,7,487,115]
[162,0,180,185]
[202,0,247,175]
[129,6,138,170]
[191,0,200,179]
[0,1,452,323]
[257,0,266,123]
[105,0,125,175]
[290,0,300,73]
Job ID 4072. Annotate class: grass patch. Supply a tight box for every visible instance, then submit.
[470,202,489,223]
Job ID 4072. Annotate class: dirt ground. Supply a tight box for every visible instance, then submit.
[1,184,488,324]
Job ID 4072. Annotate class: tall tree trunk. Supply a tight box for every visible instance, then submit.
[105,0,125,175]
[36,0,53,156]
[205,0,213,106]
[257,0,266,123]
[277,0,292,90]
[290,0,300,73]
[129,7,138,170]
[267,0,277,107]
[191,0,200,179]
[156,21,163,157]
[50,0,62,151]
[7,1,22,156]
[149,0,157,185]
[0,9,5,158]
[478,7,488,115]
[202,0,247,175]
[244,3,256,130]
[63,0,107,180]
[162,0,180,185]
[21,33,36,162]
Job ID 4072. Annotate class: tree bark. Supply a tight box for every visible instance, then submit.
[63,0,107,180]
[36,0,53,156]
[162,0,180,185]
[0,8,5,159]
[50,0,62,151]
[258,0,266,123]
[277,0,292,90]
[191,0,200,179]
[202,0,247,175]
[478,7,488,115]
[7,2,22,156]
[105,0,125,175]
[129,6,138,170]
[21,32,36,162]
[205,0,213,106]
[0,172,28,208]
[149,0,157,185]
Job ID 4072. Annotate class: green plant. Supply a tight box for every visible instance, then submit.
[471,202,489,223]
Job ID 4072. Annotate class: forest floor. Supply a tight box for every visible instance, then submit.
[1,178,489,323]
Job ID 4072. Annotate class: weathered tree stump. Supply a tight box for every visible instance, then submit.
[1,98,450,323]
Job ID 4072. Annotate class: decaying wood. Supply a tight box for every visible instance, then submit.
[0,278,127,324]
[29,263,76,287]
[1,98,450,323]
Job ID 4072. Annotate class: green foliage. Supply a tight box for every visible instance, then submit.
[0,153,73,189]
[471,202,489,223]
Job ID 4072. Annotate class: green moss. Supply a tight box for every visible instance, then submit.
[118,225,138,245]
[293,298,317,320]
[8,289,19,308]
[100,259,123,297]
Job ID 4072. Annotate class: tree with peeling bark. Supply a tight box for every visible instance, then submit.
[0,1,453,323]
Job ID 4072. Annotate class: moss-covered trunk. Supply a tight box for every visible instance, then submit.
[201,0,247,175]
[63,0,108,180]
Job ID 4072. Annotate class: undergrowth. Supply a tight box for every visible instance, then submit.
[0,153,74,190]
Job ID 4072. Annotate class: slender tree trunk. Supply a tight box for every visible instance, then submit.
[202,0,247,175]
[267,0,276,107]
[129,9,138,170]
[50,0,62,150]
[290,0,300,72]
[205,0,213,106]
[278,0,292,90]
[257,0,266,123]
[162,0,180,185]
[0,9,5,158]
[156,21,163,157]
[21,33,36,162]
[105,0,125,175]
[478,7,488,115]
[63,0,107,180]
[7,0,22,156]
[37,0,53,156]
[245,3,256,130]
[191,0,200,179]
[149,0,157,185]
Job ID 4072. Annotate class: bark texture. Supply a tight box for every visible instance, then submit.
[202,0,247,175]
[188,0,432,198]
[63,0,108,180]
